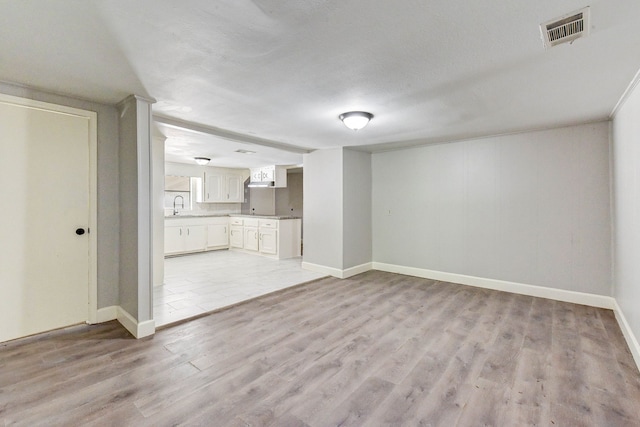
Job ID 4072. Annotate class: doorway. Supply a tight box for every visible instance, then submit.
[0,94,97,343]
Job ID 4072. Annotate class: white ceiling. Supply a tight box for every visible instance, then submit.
[1,1,639,166]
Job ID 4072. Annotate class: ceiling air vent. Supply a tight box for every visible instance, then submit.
[540,6,590,48]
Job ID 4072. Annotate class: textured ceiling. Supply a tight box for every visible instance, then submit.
[1,0,639,165]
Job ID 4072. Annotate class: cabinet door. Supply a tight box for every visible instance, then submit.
[207,223,228,248]
[244,226,259,251]
[261,166,275,181]
[226,174,243,202]
[184,225,207,252]
[164,226,184,255]
[229,225,244,248]
[204,173,223,202]
[250,168,262,182]
[259,229,277,255]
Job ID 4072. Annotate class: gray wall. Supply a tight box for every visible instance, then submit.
[612,81,640,340]
[372,122,612,295]
[303,148,343,269]
[343,149,372,269]
[118,97,139,317]
[276,172,303,218]
[0,82,120,308]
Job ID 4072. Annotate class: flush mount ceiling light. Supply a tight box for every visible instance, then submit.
[339,111,373,131]
[194,157,210,165]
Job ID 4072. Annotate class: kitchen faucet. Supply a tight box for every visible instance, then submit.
[173,195,185,215]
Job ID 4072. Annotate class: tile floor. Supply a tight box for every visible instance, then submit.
[154,250,326,327]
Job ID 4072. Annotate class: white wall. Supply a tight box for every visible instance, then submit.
[373,122,612,295]
[612,79,640,342]
[250,188,275,215]
[303,148,344,270]
[343,149,372,269]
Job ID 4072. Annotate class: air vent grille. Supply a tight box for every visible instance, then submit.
[541,7,590,48]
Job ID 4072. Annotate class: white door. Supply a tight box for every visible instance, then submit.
[0,96,94,343]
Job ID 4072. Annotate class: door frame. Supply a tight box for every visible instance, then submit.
[0,93,98,324]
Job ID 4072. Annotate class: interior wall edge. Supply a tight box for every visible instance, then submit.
[116,306,155,339]
[301,261,372,279]
[613,299,640,372]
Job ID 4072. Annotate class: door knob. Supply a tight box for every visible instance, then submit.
[75,228,86,236]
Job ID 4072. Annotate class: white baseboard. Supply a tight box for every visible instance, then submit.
[613,300,640,371]
[372,262,616,309]
[302,261,372,279]
[94,306,118,323]
[92,305,156,339]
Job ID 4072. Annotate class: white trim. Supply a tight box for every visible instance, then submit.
[94,306,118,323]
[0,93,99,326]
[302,262,344,278]
[116,307,156,339]
[343,262,373,278]
[610,66,640,118]
[613,300,640,371]
[301,261,372,279]
[372,262,615,309]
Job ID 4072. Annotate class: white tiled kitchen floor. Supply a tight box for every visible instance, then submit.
[154,250,326,327]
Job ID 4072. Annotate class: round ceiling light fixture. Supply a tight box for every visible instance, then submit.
[339,111,373,131]
[194,157,211,166]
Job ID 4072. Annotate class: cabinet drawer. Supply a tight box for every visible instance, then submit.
[258,219,277,229]
[230,217,244,226]
[243,218,259,227]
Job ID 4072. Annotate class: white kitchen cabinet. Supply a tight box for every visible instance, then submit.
[184,225,207,252]
[164,224,207,255]
[249,166,287,187]
[259,228,277,254]
[229,225,244,248]
[204,171,243,203]
[207,223,228,248]
[228,216,301,259]
[164,226,185,255]
[244,226,259,251]
[165,216,230,255]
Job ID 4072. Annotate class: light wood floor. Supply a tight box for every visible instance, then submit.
[2,271,639,426]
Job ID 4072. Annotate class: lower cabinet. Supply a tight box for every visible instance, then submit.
[164,224,207,255]
[164,216,229,256]
[207,223,228,248]
[244,226,259,251]
[229,225,244,248]
[259,228,277,255]
[228,217,301,259]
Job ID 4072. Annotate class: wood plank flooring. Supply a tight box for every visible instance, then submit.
[2,271,639,426]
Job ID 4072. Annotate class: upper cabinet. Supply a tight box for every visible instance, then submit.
[204,171,243,203]
[249,165,287,188]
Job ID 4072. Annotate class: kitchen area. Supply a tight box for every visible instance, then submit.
[156,127,324,326]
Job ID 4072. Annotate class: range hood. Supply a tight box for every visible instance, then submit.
[248,181,275,188]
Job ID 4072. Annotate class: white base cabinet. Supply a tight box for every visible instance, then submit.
[229,217,301,259]
[164,216,229,256]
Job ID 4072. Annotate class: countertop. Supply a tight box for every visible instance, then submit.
[165,213,300,220]
[231,214,301,220]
